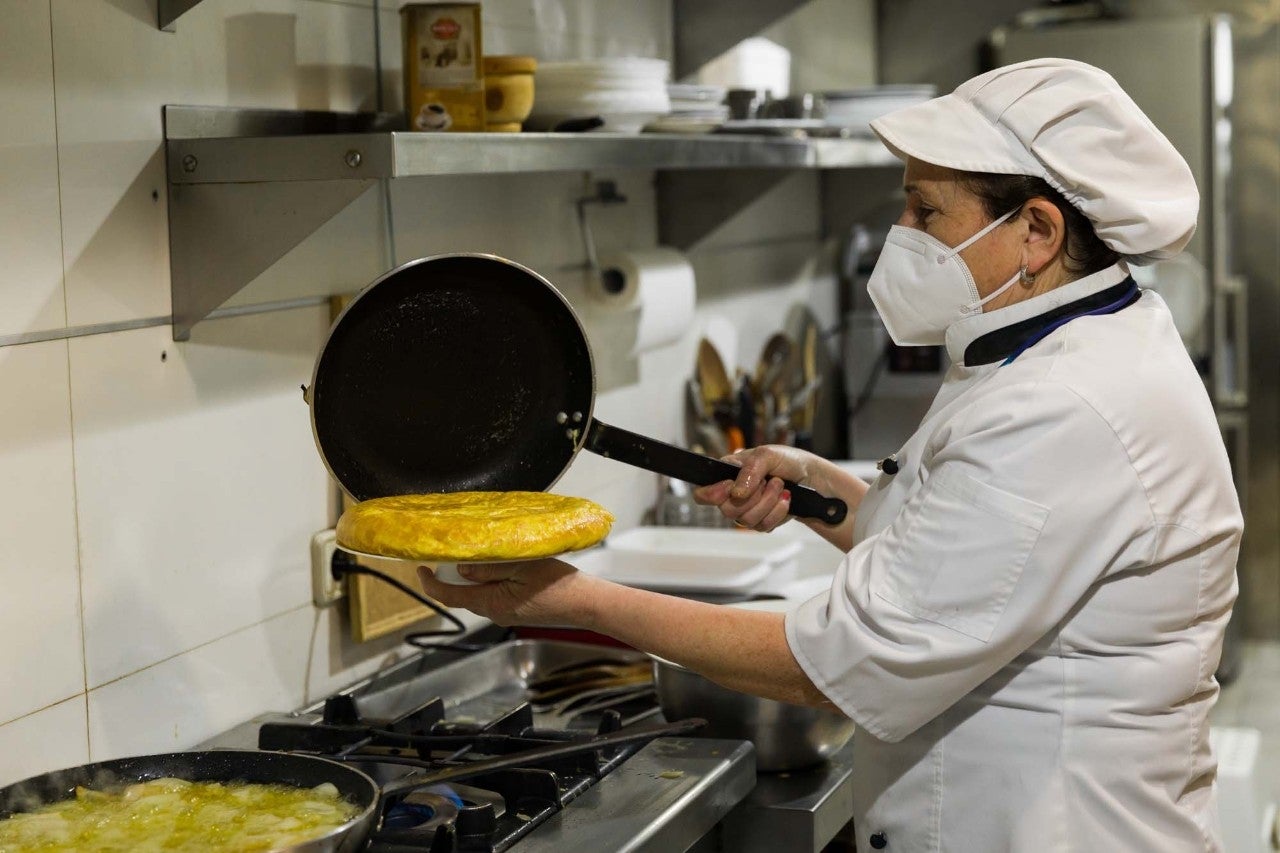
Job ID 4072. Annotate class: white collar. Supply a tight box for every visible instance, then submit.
[945,263,1132,366]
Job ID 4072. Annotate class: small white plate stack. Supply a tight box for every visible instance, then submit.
[823,85,937,135]
[646,84,729,134]
[531,58,671,133]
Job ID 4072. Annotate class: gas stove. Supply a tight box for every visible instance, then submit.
[201,636,853,852]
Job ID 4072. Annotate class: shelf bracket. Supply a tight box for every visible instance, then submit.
[159,0,206,31]
[167,178,376,340]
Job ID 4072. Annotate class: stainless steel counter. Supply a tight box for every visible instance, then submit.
[518,738,757,853]
[719,739,855,853]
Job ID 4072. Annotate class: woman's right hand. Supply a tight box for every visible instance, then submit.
[693,445,832,532]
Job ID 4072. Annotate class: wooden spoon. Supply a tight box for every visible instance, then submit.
[696,338,734,418]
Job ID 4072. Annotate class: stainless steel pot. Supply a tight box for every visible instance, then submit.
[652,657,855,772]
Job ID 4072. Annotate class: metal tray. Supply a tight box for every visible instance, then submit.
[323,639,653,729]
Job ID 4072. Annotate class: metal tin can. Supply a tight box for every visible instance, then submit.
[401,3,484,132]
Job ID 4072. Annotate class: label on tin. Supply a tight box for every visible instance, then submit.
[413,7,478,88]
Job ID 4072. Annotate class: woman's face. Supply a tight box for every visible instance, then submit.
[896,158,1028,303]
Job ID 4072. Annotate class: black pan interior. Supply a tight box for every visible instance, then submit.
[0,750,379,818]
[312,255,596,500]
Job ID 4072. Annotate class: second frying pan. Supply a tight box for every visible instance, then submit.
[306,254,846,525]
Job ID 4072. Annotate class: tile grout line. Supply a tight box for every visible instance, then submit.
[0,692,86,731]
[45,0,91,761]
[85,602,315,695]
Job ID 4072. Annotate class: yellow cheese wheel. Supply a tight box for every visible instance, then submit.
[336,492,615,562]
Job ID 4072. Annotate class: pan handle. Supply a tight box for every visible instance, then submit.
[584,420,847,525]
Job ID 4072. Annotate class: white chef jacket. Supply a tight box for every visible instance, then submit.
[786,263,1241,852]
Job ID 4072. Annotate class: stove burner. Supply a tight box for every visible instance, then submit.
[385,791,459,832]
[258,693,652,851]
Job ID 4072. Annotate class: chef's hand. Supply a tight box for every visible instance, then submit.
[417,559,600,628]
[693,444,835,532]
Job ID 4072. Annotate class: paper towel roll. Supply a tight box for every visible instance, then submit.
[594,248,696,354]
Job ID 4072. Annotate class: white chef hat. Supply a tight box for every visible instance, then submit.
[870,58,1198,265]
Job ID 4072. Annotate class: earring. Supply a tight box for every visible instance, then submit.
[1020,266,1036,284]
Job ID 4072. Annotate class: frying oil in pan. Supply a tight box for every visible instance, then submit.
[0,777,358,852]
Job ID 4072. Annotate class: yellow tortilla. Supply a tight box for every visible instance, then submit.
[336,491,615,562]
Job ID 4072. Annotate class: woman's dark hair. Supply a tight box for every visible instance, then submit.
[959,173,1119,277]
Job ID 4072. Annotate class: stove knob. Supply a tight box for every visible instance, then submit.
[869,831,888,849]
[322,694,360,726]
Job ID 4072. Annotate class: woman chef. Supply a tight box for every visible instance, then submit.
[419,59,1243,852]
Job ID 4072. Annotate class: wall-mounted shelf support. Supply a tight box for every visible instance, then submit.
[159,0,206,31]
[168,179,375,340]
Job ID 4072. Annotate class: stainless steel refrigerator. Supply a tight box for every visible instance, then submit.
[991,13,1249,679]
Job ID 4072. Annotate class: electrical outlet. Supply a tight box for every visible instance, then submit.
[311,529,345,606]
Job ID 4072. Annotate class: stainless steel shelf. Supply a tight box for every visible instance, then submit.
[167,130,896,185]
[163,106,897,340]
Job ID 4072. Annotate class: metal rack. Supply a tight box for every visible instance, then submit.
[163,105,897,340]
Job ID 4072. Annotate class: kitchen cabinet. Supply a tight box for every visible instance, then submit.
[163,105,897,340]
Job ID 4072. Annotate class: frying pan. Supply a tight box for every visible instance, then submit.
[0,719,704,851]
[0,751,379,852]
[305,254,846,525]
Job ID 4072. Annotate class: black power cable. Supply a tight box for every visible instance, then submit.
[329,550,506,652]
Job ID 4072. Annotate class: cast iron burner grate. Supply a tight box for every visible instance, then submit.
[258,693,641,852]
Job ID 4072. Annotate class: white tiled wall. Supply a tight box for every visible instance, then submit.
[0,341,81,727]
[0,0,65,335]
[0,0,875,786]
[69,310,332,687]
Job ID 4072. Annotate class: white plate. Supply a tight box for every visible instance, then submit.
[667,83,726,103]
[644,117,725,134]
[566,548,770,594]
[715,119,828,136]
[336,543,598,585]
[532,92,669,110]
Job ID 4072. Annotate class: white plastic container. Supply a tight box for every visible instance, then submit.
[607,526,801,575]
[566,548,771,594]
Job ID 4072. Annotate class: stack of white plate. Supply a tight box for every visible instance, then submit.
[647,83,729,134]
[823,85,937,135]
[530,58,671,133]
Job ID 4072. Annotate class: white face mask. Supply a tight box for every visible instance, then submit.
[867,208,1022,346]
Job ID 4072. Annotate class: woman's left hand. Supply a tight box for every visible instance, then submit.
[417,559,600,627]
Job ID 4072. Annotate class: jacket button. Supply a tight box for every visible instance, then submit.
[870,832,888,849]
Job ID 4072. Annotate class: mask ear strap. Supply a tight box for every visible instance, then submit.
[946,206,1020,258]
[970,268,1022,310]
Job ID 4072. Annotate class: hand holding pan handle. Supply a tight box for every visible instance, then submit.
[584,420,848,525]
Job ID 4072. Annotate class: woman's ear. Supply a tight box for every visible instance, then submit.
[1022,198,1066,273]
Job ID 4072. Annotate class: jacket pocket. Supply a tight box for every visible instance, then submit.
[875,466,1050,642]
